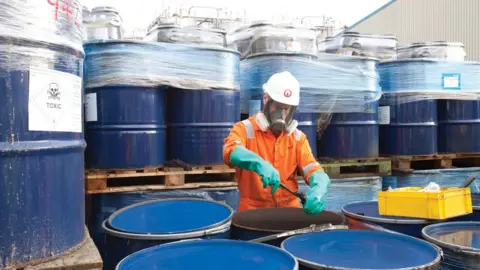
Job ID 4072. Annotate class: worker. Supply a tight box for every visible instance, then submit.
[223,71,330,215]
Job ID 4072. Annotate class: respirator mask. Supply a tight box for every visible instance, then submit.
[263,99,296,136]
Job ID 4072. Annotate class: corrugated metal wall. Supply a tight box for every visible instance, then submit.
[349,0,480,61]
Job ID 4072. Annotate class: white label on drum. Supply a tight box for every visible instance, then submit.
[85,93,98,122]
[28,67,82,133]
[378,106,390,125]
[442,73,461,89]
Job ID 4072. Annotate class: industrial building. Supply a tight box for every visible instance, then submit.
[344,0,480,61]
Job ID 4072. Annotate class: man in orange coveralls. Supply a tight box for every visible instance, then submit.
[223,71,331,215]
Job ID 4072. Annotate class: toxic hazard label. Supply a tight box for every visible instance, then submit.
[28,67,82,133]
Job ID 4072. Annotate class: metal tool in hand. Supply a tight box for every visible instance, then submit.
[280,183,307,205]
[249,224,349,243]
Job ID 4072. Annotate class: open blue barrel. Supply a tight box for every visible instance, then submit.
[86,188,239,260]
[438,100,480,153]
[84,41,167,169]
[102,198,233,270]
[379,99,438,155]
[230,208,344,246]
[318,103,379,158]
[167,87,240,165]
[422,222,480,270]
[342,201,437,238]
[282,230,441,269]
[0,2,85,268]
[117,239,298,270]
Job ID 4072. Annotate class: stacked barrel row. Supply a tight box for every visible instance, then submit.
[379,42,480,156]
[0,1,86,268]
[84,28,240,169]
[230,24,383,159]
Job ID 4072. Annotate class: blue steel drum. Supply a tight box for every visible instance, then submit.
[117,239,299,270]
[282,230,441,270]
[84,41,167,169]
[167,88,240,165]
[438,100,480,153]
[316,55,380,158]
[342,201,438,238]
[0,13,85,270]
[422,222,480,270]
[379,99,438,155]
[102,198,233,270]
[378,59,442,156]
[318,103,379,158]
[231,208,344,246]
[86,188,240,260]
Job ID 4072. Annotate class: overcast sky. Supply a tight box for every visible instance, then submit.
[83,0,390,32]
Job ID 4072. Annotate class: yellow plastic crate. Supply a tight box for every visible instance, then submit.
[378,187,473,220]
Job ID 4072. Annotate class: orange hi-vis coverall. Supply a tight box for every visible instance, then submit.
[223,113,324,211]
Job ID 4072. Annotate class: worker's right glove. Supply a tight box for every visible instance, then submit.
[229,146,281,194]
[304,171,331,215]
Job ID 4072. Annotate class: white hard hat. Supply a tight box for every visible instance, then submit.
[262,71,300,106]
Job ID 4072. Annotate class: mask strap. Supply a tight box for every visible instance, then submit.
[255,113,270,132]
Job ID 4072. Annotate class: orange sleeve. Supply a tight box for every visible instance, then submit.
[296,130,324,185]
[223,121,247,167]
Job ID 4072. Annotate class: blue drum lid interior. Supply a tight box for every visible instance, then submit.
[117,239,298,270]
[423,222,480,251]
[342,201,429,224]
[108,199,233,234]
[282,230,439,269]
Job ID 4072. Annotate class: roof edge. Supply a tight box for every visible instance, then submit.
[337,0,398,35]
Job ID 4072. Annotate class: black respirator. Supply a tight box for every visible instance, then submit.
[263,99,296,136]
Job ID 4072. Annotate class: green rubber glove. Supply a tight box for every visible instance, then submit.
[304,171,331,215]
[230,146,281,194]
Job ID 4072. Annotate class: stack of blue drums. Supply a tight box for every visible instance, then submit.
[382,42,480,156]
[317,55,380,158]
[166,47,240,165]
[84,38,240,168]
[437,60,480,153]
[0,2,86,268]
[149,26,241,165]
[378,60,439,156]
[84,41,167,169]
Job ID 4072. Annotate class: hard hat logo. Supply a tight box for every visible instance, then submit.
[284,89,292,98]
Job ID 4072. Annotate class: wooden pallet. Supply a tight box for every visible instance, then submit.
[389,153,480,173]
[85,164,237,194]
[318,157,392,178]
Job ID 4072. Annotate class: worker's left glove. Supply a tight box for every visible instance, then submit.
[304,171,330,215]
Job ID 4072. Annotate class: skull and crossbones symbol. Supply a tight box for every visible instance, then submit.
[48,83,60,100]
